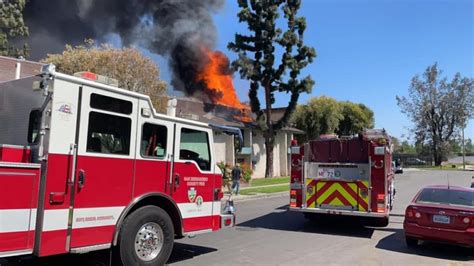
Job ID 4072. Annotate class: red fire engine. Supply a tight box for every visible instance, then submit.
[0,64,237,265]
[289,130,395,226]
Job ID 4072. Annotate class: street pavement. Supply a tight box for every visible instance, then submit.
[169,169,473,266]
[2,169,473,266]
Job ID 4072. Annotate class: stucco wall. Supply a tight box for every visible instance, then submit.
[251,130,291,178]
[214,129,293,179]
[213,133,234,165]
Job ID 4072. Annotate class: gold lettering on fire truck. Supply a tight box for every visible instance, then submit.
[184,176,208,187]
[75,215,114,223]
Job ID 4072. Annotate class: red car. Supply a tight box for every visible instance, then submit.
[404,185,474,248]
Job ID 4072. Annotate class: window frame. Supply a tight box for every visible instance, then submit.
[86,111,132,156]
[177,126,212,172]
[90,93,133,115]
[140,122,169,160]
[77,88,137,159]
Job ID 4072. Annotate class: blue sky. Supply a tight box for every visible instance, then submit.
[161,0,474,142]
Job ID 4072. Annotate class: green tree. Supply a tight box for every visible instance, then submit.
[399,140,416,154]
[336,102,374,136]
[292,96,342,143]
[41,41,168,112]
[0,0,28,57]
[466,138,473,153]
[228,0,316,177]
[396,63,474,166]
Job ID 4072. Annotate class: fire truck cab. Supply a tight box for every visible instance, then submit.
[0,64,236,265]
[289,130,395,226]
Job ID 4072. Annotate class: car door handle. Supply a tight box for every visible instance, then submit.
[78,169,86,189]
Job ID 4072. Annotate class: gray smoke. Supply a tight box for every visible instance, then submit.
[23,0,224,95]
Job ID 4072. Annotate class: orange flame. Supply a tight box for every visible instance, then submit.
[197,48,252,122]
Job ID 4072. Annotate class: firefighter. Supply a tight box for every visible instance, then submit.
[231,163,242,195]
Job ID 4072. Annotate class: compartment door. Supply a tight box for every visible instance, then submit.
[0,165,40,255]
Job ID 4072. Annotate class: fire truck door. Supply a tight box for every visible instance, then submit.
[68,87,138,249]
[172,125,215,232]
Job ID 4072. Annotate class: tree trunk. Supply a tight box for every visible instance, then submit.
[432,144,442,166]
[434,153,442,166]
[264,82,274,178]
[265,137,274,178]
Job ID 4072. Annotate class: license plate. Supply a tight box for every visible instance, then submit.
[433,214,450,224]
[318,168,335,179]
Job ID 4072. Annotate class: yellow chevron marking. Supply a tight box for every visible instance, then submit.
[305,179,316,208]
[316,183,357,207]
[307,180,371,211]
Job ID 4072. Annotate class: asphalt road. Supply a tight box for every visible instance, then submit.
[2,169,473,266]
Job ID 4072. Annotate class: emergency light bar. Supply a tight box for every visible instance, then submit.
[74,71,119,87]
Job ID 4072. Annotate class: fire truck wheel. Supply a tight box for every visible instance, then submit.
[371,217,389,227]
[118,206,174,266]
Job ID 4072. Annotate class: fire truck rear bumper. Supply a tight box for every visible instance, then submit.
[289,206,388,218]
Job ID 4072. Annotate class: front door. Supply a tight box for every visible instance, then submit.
[173,124,215,232]
[69,87,138,248]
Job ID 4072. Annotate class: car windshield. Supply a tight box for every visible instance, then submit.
[416,188,474,208]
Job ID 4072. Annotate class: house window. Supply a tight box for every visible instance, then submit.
[179,128,211,171]
[141,123,167,158]
[86,111,131,155]
[90,93,133,115]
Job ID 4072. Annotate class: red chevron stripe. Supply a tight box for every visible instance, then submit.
[322,190,352,206]
[305,179,318,206]
[307,193,317,206]
[356,181,368,190]
[315,181,333,198]
[339,183,368,211]
[307,180,331,206]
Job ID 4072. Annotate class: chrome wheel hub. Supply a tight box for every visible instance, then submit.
[134,222,163,261]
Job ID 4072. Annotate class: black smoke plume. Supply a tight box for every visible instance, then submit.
[23,0,224,95]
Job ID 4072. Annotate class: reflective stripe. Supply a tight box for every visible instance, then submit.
[2,202,221,234]
[306,180,369,211]
[0,209,34,233]
[72,207,125,229]
[42,209,69,231]
[178,202,215,219]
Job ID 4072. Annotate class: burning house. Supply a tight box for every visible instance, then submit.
[1,0,303,177]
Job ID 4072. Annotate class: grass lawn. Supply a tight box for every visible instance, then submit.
[240,184,289,195]
[249,176,289,187]
[410,164,470,171]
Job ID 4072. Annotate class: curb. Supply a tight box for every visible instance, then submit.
[221,191,288,203]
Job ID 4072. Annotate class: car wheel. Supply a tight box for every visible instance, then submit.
[117,206,174,266]
[405,236,418,247]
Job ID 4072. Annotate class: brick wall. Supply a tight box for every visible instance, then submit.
[0,56,43,82]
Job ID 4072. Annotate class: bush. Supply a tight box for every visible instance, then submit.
[241,163,252,183]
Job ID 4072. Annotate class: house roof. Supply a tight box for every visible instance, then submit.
[174,97,304,133]
[175,97,250,128]
[0,56,44,83]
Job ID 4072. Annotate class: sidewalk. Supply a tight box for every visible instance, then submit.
[222,191,288,202]
[221,183,290,202]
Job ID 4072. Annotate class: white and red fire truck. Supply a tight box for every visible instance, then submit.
[0,64,237,265]
[289,130,395,226]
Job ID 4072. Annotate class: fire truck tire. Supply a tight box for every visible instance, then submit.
[117,206,174,266]
[371,217,389,227]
